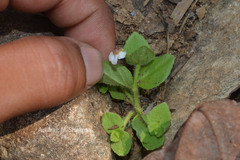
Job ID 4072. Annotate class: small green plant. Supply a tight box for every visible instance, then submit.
[98,32,174,156]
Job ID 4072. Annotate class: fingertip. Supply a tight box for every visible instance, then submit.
[80,46,103,88]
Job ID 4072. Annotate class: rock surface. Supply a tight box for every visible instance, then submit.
[0,9,112,160]
[163,0,240,146]
[0,87,112,160]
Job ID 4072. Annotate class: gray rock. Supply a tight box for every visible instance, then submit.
[0,9,112,160]
[0,87,112,160]
[164,0,240,146]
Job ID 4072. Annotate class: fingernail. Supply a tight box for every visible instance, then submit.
[80,46,103,88]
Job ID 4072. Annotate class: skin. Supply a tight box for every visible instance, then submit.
[0,0,115,123]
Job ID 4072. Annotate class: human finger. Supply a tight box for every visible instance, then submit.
[0,36,103,123]
[5,0,115,59]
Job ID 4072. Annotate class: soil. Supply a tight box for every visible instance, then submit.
[105,0,223,159]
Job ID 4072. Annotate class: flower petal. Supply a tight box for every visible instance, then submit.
[111,56,118,65]
[109,52,118,65]
[118,51,127,59]
[109,52,115,62]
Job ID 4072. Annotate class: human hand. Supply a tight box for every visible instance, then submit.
[0,0,115,123]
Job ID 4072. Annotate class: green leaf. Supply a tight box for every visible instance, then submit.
[97,84,108,94]
[99,61,133,89]
[147,122,165,137]
[147,102,171,137]
[101,112,124,134]
[111,130,132,156]
[110,129,123,142]
[132,115,165,150]
[124,32,154,66]
[124,32,150,55]
[132,115,148,138]
[138,54,175,89]
[141,133,165,150]
[109,86,126,100]
[147,102,171,126]
[126,46,155,66]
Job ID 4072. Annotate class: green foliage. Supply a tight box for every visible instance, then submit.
[109,86,126,100]
[99,61,133,89]
[124,32,150,55]
[97,84,108,94]
[101,112,124,134]
[126,46,155,66]
[110,129,132,156]
[98,32,175,156]
[131,103,171,150]
[124,32,155,66]
[132,115,165,150]
[102,113,132,156]
[147,102,171,137]
[138,54,175,89]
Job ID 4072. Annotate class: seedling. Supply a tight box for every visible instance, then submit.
[98,32,174,156]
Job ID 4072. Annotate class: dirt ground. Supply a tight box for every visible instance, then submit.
[105,0,218,159]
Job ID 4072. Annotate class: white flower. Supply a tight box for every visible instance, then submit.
[108,49,126,65]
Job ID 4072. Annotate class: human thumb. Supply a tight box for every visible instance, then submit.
[0,36,103,123]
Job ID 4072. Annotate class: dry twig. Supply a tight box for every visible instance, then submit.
[179,0,199,33]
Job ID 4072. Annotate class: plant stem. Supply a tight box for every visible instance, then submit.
[123,110,136,129]
[132,64,144,115]
[123,88,134,105]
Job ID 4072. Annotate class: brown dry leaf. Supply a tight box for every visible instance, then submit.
[144,99,240,160]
